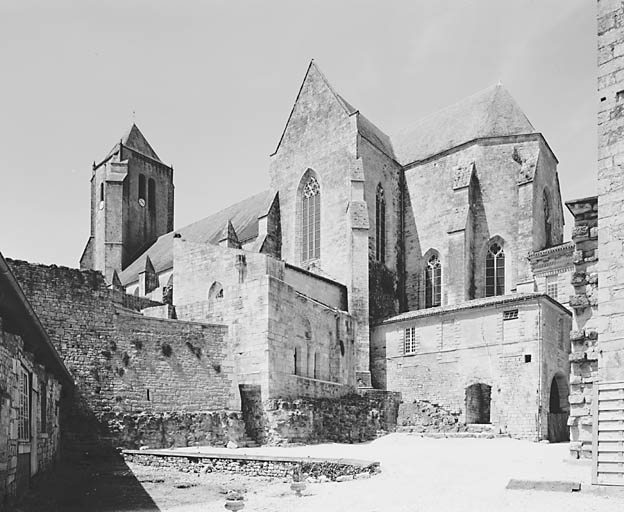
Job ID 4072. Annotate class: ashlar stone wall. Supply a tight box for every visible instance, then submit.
[372,294,571,440]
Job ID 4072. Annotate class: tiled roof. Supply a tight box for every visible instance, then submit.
[120,190,276,285]
[392,84,536,165]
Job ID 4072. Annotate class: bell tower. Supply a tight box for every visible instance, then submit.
[79,124,174,282]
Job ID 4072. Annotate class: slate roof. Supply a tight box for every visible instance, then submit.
[120,190,275,285]
[392,84,536,165]
[100,123,162,166]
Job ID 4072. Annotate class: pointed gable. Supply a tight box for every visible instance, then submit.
[393,84,536,165]
[218,220,241,249]
[121,124,162,162]
[98,123,162,167]
[271,60,356,156]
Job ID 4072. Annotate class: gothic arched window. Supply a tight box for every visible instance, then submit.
[543,189,552,249]
[425,253,442,308]
[208,281,224,301]
[376,184,386,263]
[301,175,320,262]
[485,242,505,297]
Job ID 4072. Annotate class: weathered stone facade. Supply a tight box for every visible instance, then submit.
[565,197,599,459]
[597,0,624,385]
[372,294,571,440]
[0,253,70,504]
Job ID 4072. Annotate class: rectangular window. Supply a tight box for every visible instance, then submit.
[404,327,417,354]
[18,367,31,441]
[546,275,558,300]
[503,309,518,320]
[40,381,47,434]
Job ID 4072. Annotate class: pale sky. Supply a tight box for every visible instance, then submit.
[0,0,596,268]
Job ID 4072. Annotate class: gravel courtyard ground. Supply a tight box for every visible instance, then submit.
[16,433,623,511]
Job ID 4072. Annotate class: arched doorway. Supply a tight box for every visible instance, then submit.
[465,383,492,424]
[548,372,570,442]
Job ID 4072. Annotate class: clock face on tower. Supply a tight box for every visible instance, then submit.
[138,198,146,207]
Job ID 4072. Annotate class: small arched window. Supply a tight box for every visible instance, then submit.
[148,178,156,211]
[543,189,552,248]
[100,182,105,203]
[208,281,224,301]
[376,184,386,263]
[138,174,146,203]
[425,253,442,308]
[485,242,505,297]
[301,175,320,262]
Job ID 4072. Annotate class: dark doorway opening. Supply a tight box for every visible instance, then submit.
[548,372,570,442]
[239,384,265,444]
[465,383,491,424]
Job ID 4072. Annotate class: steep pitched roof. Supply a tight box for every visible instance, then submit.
[392,84,536,165]
[272,60,395,160]
[100,123,162,166]
[119,190,276,285]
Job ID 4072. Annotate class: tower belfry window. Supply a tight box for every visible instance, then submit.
[425,253,442,308]
[148,178,156,211]
[543,189,552,248]
[99,182,104,206]
[301,175,320,262]
[376,184,386,263]
[486,242,505,297]
[138,174,146,206]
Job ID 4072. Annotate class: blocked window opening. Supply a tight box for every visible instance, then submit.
[313,352,319,379]
[465,383,491,424]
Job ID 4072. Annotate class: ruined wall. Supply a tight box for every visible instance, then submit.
[566,198,599,458]
[372,295,571,440]
[0,321,62,502]
[597,0,624,383]
[7,260,238,450]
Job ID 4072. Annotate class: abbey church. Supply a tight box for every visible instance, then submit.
[78,61,574,441]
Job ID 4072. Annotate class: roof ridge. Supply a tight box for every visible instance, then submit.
[394,83,501,137]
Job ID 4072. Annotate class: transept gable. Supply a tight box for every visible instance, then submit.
[271,60,357,157]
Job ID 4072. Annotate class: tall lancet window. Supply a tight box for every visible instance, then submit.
[486,242,505,297]
[543,189,552,248]
[376,184,386,263]
[301,175,321,262]
[425,253,442,308]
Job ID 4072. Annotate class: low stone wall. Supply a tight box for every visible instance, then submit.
[264,391,401,445]
[398,399,468,433]
[93,411,247,450]
[123,450,379,481]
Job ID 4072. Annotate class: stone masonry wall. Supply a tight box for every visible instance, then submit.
[0,320,62,503]
[373,295,571,440]
[597,0,624,383]
[6,260,239,451]
[566,198,599,459]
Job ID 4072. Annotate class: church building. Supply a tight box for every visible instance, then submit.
[80,61,572,440]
